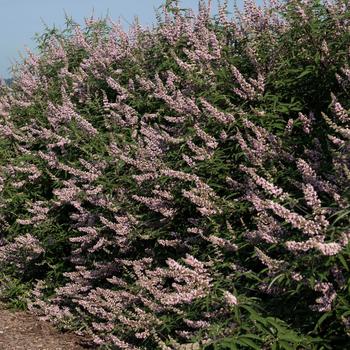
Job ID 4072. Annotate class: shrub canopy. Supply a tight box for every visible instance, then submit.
[1,0,350,348]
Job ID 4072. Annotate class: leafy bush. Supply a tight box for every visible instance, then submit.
[1,0,350,348]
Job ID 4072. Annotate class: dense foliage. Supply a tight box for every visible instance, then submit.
[1,0,350,348]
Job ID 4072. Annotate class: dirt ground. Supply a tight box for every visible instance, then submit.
[0,305,89,350]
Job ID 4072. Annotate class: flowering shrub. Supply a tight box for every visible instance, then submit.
[1,0,350,348]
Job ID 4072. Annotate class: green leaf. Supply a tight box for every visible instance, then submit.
[296,68,312,79]
[278,333,302,344]
[314,312,332,331]
[278,340,294,350]
[237,337,261,349]
[332,209,350,225]
[338,254,349,272]
[268,273,285,290]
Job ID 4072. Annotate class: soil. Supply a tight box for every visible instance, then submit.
[0,304,90,350]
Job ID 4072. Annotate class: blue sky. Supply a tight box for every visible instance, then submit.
[0,0,251,78]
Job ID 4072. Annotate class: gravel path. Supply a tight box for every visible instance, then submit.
[0,305,87,350]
